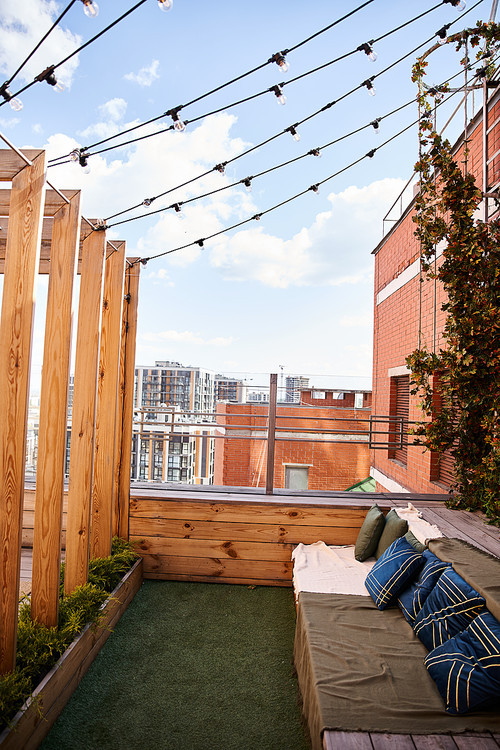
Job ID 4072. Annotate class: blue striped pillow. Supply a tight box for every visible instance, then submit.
[397,550,451,625]
[425,611,500,714]
[365,536,425,610]
[413,567,486,651]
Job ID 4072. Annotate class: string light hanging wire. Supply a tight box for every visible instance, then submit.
[134,119,424,267]
[0,0,150,109]
[127,57,495,266]
[101,41,489,226]
[102,63,483,230]
[47,0,469,165]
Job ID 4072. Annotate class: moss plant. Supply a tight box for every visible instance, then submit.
[0,537,138,731]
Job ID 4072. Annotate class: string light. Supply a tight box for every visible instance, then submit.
[0,83,23,111]
[444,0,466,9]
[158,0,173,10]
[436,23,451,44]
[79,153,91,174]
[173,203,182,212]
[371,118,381,133]
[35,65,65,92]
[143,198,152,206]
[197,239,204,247]
[286,125,301,142]
[309,148,321,157]
[81,0,99,17]
[168,108,186,131]
[215,163,226,173]
[253,214,262,221]
[271,84,287,105]
[242,178,252,192]
[363,78,376,96]
[269,52,289,73]
[69,148,81,161]
[310,184,319,193]
[358,42,377,62]
[367,148,376,158]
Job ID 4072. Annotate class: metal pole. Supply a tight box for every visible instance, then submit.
[483,76,489,223]
[265,373,278,495]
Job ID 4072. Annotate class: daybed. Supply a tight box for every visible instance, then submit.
[292,505,500,750]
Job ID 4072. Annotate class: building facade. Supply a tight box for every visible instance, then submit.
[214,399,372,491]
[370,85,500,495]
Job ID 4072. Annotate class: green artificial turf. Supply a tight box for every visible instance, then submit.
[40,580,310,750]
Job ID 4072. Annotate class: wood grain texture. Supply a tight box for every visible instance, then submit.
[115,260,140,539]
[90,243,126,558]
[453,735,500,749]
[139,553,293,581]
[132,535,295,561]
[0,151,46,673]
[412,736,459,749]
[0,188,78,218]
[64,231,106,594]
[31,191,80,628]
[323,731,374,750]
[0,148,43,180]
[370,734,415,750]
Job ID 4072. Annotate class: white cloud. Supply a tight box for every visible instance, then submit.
[124,60,160,87]
[77,98,129,140]
[142,330,235,346]
[0,116,20,128]
[209,178,406,288]
[0,1,81,88]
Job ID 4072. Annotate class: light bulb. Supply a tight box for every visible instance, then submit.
[371,119,380,134]
[143,198,152,206]
[243,178,252,192]
[368,50,377,62]
[310,148,321,157]
[359,43,377,62]
[310,185,319,194]
[82,0,99,16]
[278,59,289,73]
[69,149,80,162]
[9,97,23,111]
[82,164,91,175]
[455,0,466,9]
[271,85,286,105]
[173,118,185,131]
[365,82,376,96]
[53,80,65,93]
[158,0,173,10]
[277,93,286,105]
[288,126,300,142]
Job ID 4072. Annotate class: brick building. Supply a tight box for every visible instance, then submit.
[214,399,372,491]
[370,84,500,495]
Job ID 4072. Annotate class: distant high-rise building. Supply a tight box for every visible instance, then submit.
[135,361,215,415]
[215,375,246,403]
[285,375,309,403]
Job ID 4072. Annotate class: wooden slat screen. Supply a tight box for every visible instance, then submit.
[393,375,409,465]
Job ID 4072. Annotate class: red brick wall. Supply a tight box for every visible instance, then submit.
[372,99,498,494]
[214,403,371,490]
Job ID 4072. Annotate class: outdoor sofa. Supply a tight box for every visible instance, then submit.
[292,504,500,750]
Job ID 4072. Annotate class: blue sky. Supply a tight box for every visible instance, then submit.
[0,0,490,392]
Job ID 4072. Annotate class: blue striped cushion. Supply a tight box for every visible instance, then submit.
[413,567,486,651]
[425,611,500,714]
[397,550,451,625]
[365,536,425,610]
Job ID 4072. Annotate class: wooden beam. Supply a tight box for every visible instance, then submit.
[0,151,46,674]
[31,192,81,627]
[64,231,106,595]
[0,148,44,180]
[115,259,140,539]
[91,243,126,558]
[0,188,79,217]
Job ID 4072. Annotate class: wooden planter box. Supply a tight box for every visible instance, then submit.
[0,559,143,750]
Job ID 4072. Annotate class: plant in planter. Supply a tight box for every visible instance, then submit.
[0,537,138,730]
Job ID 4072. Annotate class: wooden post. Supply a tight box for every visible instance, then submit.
[64,231,106,594]
[31,192,80,627]
[114,259,140,539]
[265,373,278,495]
[0,151,46,673]
[91,243,126,558]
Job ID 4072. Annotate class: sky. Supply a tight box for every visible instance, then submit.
[0,0,492,394]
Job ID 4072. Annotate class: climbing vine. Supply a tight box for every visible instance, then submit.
[406,22,500,524]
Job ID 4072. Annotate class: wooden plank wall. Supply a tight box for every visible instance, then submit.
[129,492,373,586]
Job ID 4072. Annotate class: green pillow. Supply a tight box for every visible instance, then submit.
[354,504,386,561]
[404,530,426,554]
[375,509,408,559]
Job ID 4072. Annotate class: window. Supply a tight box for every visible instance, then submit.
[389,374,410,465]
[284,465,309,490]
